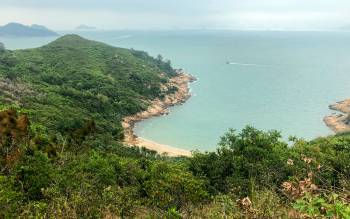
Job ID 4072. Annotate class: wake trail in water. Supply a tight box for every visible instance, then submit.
[115,35,133,40]
[227,62,275,67]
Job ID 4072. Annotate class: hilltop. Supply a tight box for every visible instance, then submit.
[0,34,177,140]
[0,23,59,37]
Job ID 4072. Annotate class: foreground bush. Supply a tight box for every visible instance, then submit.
[1,110,350,217]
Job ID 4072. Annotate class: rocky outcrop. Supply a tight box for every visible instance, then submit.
[122,71,196,157]
[324,99,350,133]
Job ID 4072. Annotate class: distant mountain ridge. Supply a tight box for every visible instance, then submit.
[0,22,59,37]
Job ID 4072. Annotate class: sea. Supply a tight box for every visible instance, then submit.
[2,30,350,151]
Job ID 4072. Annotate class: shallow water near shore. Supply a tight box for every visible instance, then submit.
[2,30,350,151]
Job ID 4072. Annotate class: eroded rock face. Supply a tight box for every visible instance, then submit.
[122,72,196,156]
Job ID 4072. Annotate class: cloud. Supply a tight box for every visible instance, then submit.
[0,0,349,30]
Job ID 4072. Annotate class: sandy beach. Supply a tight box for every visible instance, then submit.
[324,99,350,133]
[122,71,196,157]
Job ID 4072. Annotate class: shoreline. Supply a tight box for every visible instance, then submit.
[324,99,350,133]
[121,71,196,157]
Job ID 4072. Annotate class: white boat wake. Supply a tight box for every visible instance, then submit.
[115,35,133,40]
[226,62,273,67]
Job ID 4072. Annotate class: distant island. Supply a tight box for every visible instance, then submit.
[0,22,59,37]
[75,24,97,31]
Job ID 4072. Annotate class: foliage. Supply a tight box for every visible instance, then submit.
[1,108,350,217]
[189,126,290,195]
[143,161,208,210]
[0,34,176,144]
[294,193,350,218]
[1,35,350,218]
[0,42,4,52]
[0,175,22,218]
[15,151,55,200]
[0,109,29,172]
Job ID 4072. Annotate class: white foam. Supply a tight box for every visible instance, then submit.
[227,62,273,67]
[115,35,132,40]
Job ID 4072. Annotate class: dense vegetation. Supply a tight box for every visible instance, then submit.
[1,35,350,218]
[0,34,176,142]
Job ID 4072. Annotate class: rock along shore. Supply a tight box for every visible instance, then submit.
[122,71,196,157]
[324,99,350,133]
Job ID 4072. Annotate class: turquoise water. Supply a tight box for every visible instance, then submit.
[2,30,350,151]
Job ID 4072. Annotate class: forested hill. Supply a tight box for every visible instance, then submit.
[0,34,176,140]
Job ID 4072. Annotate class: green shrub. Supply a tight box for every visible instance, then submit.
[15,151,55,200]
[190,126,290,196]
[0,175,22,217]
[294,193,350,218]
[143,161,208,210]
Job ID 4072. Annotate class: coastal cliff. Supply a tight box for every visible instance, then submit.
[122,71,196,157]
[324,99,350,133]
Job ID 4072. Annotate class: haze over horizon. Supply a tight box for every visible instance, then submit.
[0,0,350,30]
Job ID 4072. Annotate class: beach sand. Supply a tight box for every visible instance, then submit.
[122,71,196,157]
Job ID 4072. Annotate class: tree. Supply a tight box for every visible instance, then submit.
[157,54,163,62]
[143,161,208,210]
[0,42,4,52]
[0,109,30,172]
[15,152,54,200]
[189,126,290,196]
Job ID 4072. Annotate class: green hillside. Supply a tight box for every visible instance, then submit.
[0,34,175,141]
[0,36,349,218]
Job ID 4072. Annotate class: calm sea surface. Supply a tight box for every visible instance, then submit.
[2,30,350,151]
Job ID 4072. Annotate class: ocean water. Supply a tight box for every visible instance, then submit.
[2,30,350,151]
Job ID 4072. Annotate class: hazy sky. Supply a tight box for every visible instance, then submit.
[0,0,350,30]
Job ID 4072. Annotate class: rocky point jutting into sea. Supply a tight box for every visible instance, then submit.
[324,99,350,133]
[122,70,196,157]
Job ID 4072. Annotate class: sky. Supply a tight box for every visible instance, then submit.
[0,0,350,30]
